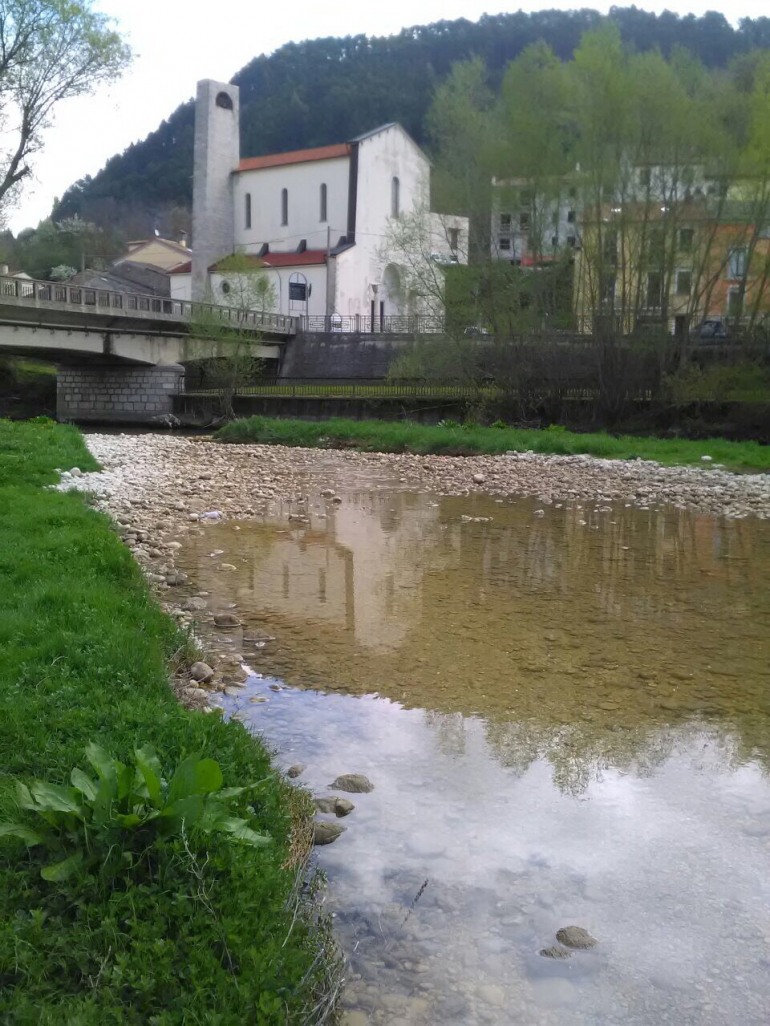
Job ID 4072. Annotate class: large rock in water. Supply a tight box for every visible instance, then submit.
[213,612,241,628]
[314,796,356,817]
[539,946,572,960]
[330,773,374,793]
[313,821,346,845]
[190,661,214,683]
[555,926,597,949]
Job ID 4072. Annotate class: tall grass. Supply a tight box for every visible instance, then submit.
[0,419,337,1023]
[216,416,770,472]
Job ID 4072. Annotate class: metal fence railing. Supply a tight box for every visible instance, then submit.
[300,314,446,335]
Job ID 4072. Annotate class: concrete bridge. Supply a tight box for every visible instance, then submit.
[0,274,297,422]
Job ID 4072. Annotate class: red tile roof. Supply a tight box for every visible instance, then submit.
[172,252,330,274]
[206,252,328,271]
[237,143,350,172]
[261,251,327,267]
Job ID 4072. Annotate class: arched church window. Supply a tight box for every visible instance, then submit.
[391,176,400,218]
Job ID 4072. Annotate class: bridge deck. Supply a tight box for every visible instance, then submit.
[0,275,297,337]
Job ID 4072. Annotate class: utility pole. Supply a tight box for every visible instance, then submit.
[325,224,332,322]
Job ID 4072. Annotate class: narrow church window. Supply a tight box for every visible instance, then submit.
[391,176,400,219]
[320,183,327,222]
[245,193,252,230]
[281,188,288,226]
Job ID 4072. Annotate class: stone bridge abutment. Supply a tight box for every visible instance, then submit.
[57,364,185,423]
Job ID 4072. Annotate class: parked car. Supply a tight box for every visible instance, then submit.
[464,325,492,337]
[696,318,729,340]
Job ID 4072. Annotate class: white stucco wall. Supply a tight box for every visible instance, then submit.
[355,125,429,240]
[211,266,329,318]
[233,157,349,253]
[325,126,431,319]
[170,273,192,302]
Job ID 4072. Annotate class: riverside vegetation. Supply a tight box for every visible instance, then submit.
[0,419,338,1023]
[215,416,770,473]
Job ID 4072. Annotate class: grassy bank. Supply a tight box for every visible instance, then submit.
[0,419,336,1024]
[0,358,57,419]
[216,416,770,472]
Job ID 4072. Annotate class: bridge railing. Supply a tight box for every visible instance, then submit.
[0,274,297,335]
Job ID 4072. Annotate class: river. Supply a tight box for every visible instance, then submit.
[67,435,770,1025]
[167,462,770,1026]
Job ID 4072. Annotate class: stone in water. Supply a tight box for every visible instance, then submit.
[330,773,374,793]
[555,926,597,949]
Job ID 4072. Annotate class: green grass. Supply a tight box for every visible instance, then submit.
[0,419,336,1024]
[12,358,58,379]
[216,415,770,472]
[187,381,487,399]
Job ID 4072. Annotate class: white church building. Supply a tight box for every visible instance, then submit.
[170,79,468,329]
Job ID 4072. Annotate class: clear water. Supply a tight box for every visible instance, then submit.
[177,466,770,1026]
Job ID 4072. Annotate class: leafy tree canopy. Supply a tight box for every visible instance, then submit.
[0,0,130,213]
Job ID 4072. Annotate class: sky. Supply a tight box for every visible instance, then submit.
[6,0,769,234]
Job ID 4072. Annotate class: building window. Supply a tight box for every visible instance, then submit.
[320,183,327,223]
[603,230,618,265]
[678,228,693,253]
[215,91,233,110]
[245,192,252,230]
[449,227,459,252]
[676,270,692,296]
[281,188,288,226]
[551,234,559,248]
[728,248,747,279]
[519,211,530,232]
[727,287,743,318]
[647,228,665,267]
[391,176,400,218]
[567,209,576,223]
[499,237,512,252]
[646,271,662,308]
[566,235,576,248]
[500,213,512,232]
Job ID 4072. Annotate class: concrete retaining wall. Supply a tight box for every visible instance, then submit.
[279,332,416,379]
[57,364,185,423]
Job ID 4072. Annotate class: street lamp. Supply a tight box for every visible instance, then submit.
[370,282,380,333]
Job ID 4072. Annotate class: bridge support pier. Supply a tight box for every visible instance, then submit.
[57,364,185,424]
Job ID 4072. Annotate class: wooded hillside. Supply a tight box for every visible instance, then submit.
[50,8,770,237]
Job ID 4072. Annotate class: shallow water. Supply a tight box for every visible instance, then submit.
[177,467,770,1025]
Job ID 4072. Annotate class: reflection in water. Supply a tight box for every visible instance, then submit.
[177,478,770,1025]
[180,487,770,784]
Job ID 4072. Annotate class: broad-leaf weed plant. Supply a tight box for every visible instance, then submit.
[1,744,269,885]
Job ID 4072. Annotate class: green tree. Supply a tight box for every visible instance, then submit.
[190,253,276,419]
[427,57,496,257]
[0,0,130,212]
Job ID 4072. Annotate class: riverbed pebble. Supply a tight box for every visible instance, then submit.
[331,774,375,793]
[55,434,769,526]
